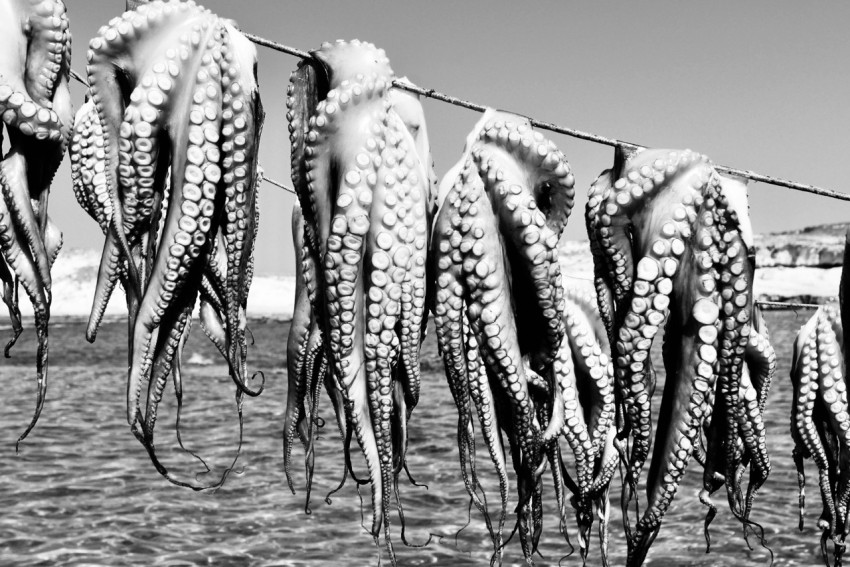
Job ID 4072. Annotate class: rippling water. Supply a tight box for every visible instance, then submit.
[0,312,831,566]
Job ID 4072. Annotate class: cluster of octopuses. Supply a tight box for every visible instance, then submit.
[1,0,847,566]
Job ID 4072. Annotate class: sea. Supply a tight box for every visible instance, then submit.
[0,312,831,566]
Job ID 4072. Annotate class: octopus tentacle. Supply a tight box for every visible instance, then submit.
[433,108,576,564]
[2,152,52,300]
[286,41,432,563]
[0,257,22,355]
[792,311,841,542]
[73,1,264,486]
[466,318,509,561]
[217,23,264,394]
[629,231,720,565]
[85,2,206,295]
[434,274,489,529]
[70,100,128,341]
[0,0,70,445]
[0,155,50,446]
[23,0,70,109]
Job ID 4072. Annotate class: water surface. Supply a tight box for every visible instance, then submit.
[0,312,830,565]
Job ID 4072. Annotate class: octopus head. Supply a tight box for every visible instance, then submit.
[311,39,393,90]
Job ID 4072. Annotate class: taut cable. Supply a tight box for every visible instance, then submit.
[242,31,850,202]
[64,40,841,311]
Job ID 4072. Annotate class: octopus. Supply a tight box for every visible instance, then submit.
[791,236,850,567]
[68,0,264,487]
[585,146,775,566]
[285,40,432,564]
[0,0,73,448]
[283,79,435,512]
[431,109,620,565]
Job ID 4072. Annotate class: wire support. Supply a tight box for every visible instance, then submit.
[756,300,824,311]
[242,30,850,202]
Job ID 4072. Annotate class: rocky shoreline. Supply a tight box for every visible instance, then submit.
[29,223,849,319]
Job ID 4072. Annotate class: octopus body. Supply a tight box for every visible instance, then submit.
[284,79,435,512]
[586,146,774,566]
[0,0,72,447]
[69,0,264,486]
[285,40,431,563]
[432,109,613,565]
[791,235,850,566]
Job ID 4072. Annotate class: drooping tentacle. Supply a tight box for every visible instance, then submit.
[628,188,722,566]
[127,39,224,428]
[70,99,126,342]
[73,2,264,487]
[432,109,576,564]
[0,154,50,447]
[287,41,432,564]
[284,204,314,493]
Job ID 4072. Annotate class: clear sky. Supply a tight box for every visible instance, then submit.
[56,1,850,276]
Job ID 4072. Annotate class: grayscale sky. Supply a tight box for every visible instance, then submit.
[57,1,850,276]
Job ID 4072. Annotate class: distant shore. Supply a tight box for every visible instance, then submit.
[26,226,846,319]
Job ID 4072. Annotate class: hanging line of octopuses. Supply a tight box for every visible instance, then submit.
[1,0,847,566]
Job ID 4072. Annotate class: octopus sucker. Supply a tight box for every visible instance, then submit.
[70,99,129,342]
[0,0,72,447]
[432,108,583,564]
[126,48,224,428]
[285,40,432,564]
[71,0,264,488]
[586,147,773,566]
[0,256,23,355]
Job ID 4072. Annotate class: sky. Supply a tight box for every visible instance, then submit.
[54,1,850,276]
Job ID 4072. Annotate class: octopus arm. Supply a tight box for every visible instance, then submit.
[284,205,314,492]
[23,0,70,108]
[792,312,837,532]
[126,48,223,427]
[0,257,22,354]
[85,4,215,294]
[2,151,52,295]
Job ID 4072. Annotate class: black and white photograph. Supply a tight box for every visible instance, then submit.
[0,1,848,565]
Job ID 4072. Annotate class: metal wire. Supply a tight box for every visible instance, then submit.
[243,31,850,202]
[64,36,840,312]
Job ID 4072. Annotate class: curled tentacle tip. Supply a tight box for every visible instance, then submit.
[4,331,21,357]
[237,370,266,397]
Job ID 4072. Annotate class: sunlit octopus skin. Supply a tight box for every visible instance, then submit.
[285,40,431,564]
[69,0,264,487]
[431,108,578,564]
[586,146,773,566]
[283,78,436,517]
[0,0,72,447]
[791,236,850,567]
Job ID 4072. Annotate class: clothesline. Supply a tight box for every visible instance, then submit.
[239,31,850,203]
[65,49,837,314]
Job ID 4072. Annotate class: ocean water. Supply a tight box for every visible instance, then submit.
[0,312,831,566]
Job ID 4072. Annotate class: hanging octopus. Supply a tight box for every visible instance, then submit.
[286,40,431,564]
[791,234,850,567]
[0,0,72,448]
[585,146,774,566]
[283,79,436,515]
[69,0,264,487]
[431,109,622,566]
